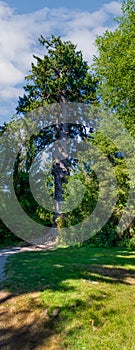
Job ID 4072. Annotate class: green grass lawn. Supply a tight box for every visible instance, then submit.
[1,246,135,349]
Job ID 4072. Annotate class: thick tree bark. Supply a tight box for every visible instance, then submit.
[52,101,69,228]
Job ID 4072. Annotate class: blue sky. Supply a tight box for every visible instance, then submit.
[5,0,119,14]
[0,0,122,124]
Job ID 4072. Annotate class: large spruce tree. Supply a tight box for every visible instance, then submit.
[16,35,97,231]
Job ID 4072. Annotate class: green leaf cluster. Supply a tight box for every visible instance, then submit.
[93,0,135,134]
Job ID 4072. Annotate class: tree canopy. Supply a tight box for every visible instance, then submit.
[93,0,135,134]
[17,35,97,114]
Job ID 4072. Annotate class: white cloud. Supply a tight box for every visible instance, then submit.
[103,1,122,15]
[0,1,122,123]
[0,86,23,100]
[0,61,24,84]
[0,0,13,17]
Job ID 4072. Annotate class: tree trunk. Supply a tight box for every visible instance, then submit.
[52,101,69,228]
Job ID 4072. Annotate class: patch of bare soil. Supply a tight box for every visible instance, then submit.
[0,242,60,350]
[0,290,61,350]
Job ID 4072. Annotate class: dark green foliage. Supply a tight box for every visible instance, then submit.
[17,35,97,113]
[0,219,22,247]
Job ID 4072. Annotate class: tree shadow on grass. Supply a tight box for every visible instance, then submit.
[0,292,117,350]
[0,300,55,349]
[2,246,135,294]
[0,247,134,349]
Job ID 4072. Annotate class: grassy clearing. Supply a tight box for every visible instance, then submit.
[0,246,135,349]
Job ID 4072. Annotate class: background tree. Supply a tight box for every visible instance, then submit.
[92,0,135,247]
[93,0,135,134]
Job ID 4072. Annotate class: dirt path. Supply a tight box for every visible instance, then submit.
[0,242,56,282]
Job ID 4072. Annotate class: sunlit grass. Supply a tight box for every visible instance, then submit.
[1,246,135,349]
